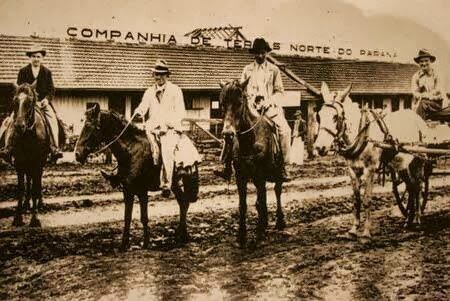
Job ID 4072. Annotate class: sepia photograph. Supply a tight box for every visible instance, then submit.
[0,0,449,300]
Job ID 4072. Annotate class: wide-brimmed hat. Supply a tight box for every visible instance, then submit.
[249,38,272,54]
[151,59,170,74]
[414,49,436,63]
[26,44,46,57]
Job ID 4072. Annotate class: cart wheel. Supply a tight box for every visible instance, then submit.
[391,170,408,218]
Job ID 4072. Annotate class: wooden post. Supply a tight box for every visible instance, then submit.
[306,101,316,159]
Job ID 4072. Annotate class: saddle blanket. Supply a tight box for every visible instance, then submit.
[174,134,202,167]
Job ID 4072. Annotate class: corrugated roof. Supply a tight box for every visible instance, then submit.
[0,35,302,91]
[275,55,419,95]
[0,35,431,96]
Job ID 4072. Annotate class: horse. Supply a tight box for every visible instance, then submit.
[219,79,286,246]
[314,82,430,240]
[74,104,199,250]
[9,83,50,228]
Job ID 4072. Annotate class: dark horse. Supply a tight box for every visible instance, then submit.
[75,104,199,250]
[219,80,286,246]
[10,83,50,228]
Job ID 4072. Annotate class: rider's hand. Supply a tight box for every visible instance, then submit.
[263,102,273,109]
[41,98,49,107]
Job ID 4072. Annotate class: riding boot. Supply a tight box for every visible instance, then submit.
[100,170,121,188]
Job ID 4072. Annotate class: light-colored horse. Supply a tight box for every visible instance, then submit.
[314,82,430,239]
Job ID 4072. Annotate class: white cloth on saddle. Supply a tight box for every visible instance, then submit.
[174,134,202,167]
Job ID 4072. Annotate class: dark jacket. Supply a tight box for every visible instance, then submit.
[17,64,55,102]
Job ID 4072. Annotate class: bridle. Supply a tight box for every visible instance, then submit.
[91,110,138,155]
[318,100,349,149]
[222,83,265,137]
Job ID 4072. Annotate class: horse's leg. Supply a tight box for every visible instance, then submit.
[361,167,375,239]
[29,170,42,228]
[348,167,361,237]
[121,190,134,251]
[138,192,150,249]
[24,173,32,211]
[255,180,268,241]
[412,161,424,225]
[176,197,190,244]
[274,181,285,230]
[12,171,25,227]
[236,173,248,247]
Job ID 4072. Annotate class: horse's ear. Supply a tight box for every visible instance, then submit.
[91,103,100,117]
[339,83,352,102]
[321,82,330,99]
[219,80,227,89]
[239,77,250,90]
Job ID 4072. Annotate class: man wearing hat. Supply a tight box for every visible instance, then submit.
[411,49,448,120]
[0,44,62,162]
[104,59,186,197]
[215,37,292,181]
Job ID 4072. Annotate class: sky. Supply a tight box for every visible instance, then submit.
[0,0,449,65]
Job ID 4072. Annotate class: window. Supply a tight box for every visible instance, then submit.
[374,96,383,109]
[403,97,412,109]
[184,93,194,110]
[391,96,400,112]
[211,100,220,109]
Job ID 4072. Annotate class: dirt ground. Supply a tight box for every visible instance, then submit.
[0,157,449,300]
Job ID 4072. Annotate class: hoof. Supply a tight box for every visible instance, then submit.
[29,216,41,228]
[38,199,44,211]
[343,231,358,240]
[359,235,372,245]
[119,242,130,252]
[176,229,189,244]
[275,219,286,231]
[23,201,31,211]
[142,240,150,249]
[12,216,25,227]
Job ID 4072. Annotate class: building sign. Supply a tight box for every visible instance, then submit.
[66,26,398,60]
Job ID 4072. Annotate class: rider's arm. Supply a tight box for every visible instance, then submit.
[42,68,55,104]
[411,72,429,100]
[134,89,151,117]
[271,66,284,104]
[166,86,185,132]
[17,68,26,85]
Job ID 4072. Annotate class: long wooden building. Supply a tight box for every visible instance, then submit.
[0,34,441,143]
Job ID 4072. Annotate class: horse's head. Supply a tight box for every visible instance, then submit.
[218,78,249,142]
[314,82,352,156]
[75,103,103,164]
[12,82,37,135]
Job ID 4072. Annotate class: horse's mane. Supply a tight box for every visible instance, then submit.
[15,83,36,100]
[101,110,146,136]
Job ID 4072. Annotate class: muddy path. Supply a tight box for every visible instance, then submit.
[1,176,449,300]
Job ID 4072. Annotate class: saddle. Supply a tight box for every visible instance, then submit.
[146,132,202,169]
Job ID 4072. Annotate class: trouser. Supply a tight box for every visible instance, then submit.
[0,114,14,150]
[220,105,292,165]
[266,105,291,164]
[41,103,59,148]
[157,129,181,189]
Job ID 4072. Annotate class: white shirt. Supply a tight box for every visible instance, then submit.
[31,66,40,79]
[135,81,186,132]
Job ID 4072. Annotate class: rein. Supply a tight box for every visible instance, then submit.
[319,101,389,159]
[237,92,266,136]
[92,111,138,155]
